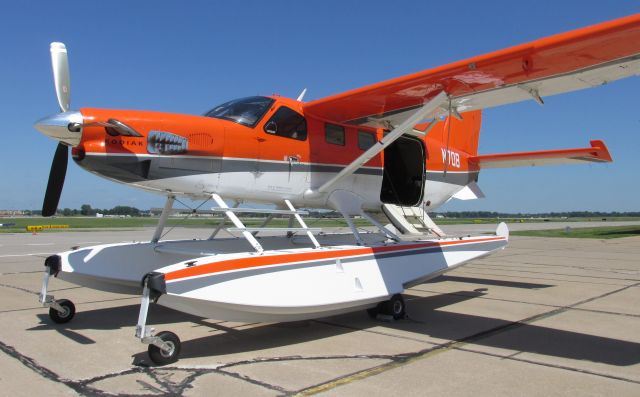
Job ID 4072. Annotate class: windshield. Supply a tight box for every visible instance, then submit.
[204,96,274,127]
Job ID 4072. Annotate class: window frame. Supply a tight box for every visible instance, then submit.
[325,123,346,146]
[263,106,308,141]
[357,130,376,150]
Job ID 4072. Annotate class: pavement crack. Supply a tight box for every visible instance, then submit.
[411,287,640,318]
[0,270,43,276]
[217,368,289,393]
[458,270,632,286]
[0,339,64,384]
[136,379,166,394]
[312,319,438,345]
[456,346,640,385]
[0,282,38,295]
[465,264,640,282]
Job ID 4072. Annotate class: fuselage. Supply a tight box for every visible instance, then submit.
[71,95,483,212]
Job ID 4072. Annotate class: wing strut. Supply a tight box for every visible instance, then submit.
[310,91,448,195]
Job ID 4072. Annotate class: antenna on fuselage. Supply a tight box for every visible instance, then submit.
[296,88,307,102]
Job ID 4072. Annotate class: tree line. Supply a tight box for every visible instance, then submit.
[432,211,640,218]
[25,205,144,217]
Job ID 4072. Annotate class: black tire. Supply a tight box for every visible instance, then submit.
[148,331,181,366]
[380,294,405,320]
[49,299,75,324]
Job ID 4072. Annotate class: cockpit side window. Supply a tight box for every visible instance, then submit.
[263,106,307,141]
[204,96,274,127]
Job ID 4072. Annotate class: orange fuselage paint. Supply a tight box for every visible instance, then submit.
[77,100,482,176]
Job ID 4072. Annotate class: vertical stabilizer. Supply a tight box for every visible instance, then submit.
[426,110,482,155]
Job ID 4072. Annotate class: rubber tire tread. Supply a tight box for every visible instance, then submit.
[148,331,181,366]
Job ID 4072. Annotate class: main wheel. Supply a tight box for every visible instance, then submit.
[148,331,181,365]
[49,299,75,324]
[380,294,405,320]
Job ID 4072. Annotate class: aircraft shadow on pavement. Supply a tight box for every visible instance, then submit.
[168,290,640,367]
[427,275,554,289]
[30,303,203,332]
[28,290,639,367]
[399,292,640,366]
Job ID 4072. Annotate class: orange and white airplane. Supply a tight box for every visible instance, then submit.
[35,15,639,365]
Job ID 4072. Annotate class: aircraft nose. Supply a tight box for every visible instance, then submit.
[34,111,84,146]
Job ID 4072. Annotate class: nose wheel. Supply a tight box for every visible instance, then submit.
[40,256,76,324]
[48,298,76,324]
[147,331,181,365]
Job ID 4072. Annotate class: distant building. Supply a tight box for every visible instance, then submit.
[0,210,26,216]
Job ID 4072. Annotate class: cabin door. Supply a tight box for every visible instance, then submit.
[380,135,425,206]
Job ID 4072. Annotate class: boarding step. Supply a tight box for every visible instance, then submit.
[382,204,445,237]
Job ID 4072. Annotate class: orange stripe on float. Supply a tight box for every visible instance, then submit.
[165,236,505,281]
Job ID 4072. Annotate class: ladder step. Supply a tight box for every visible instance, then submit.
[211,207,308,215]
[227,227,321,233]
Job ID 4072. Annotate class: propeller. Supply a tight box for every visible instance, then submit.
[42,143,68,217]
[41,42,72,216]
[50,42,71,112]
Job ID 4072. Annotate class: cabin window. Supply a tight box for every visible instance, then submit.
[263,106,307,141]
[325,123,345,146]
[358,130,376,150]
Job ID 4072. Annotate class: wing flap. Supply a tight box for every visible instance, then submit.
[303,15,640,127]
[470,140,612,169]
[455,56,640,112]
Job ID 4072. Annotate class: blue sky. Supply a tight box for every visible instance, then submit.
[0,1,638,212]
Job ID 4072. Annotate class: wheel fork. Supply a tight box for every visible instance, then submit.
[39,255,66,314]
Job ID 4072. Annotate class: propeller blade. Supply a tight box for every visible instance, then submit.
[42,143,68,217]
[50,42,71,112]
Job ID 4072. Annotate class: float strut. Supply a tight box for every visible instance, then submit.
[39,255,65,313]
[135,273,172,353]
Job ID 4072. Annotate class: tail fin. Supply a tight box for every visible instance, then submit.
[423,110,482,156]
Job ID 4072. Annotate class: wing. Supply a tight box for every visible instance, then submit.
[469,140,612,169]
[303,14,640,128]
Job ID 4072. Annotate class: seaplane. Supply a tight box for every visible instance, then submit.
[34,14,639,365]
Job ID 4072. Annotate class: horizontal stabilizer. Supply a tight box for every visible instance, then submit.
[452,181,485,200]
[470,140,612,169]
